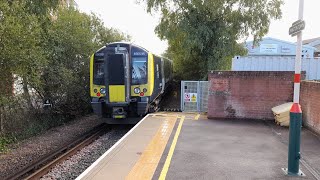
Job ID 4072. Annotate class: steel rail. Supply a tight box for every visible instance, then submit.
[5,123,109,180]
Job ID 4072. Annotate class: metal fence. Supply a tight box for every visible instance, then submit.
[232,56,320,80]
[181,81,209,112]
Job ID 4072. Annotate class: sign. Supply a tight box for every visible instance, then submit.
[94,53,104,57]
[133,52,147,56]
[43,99,52,108]
[184,93,197,102]
[190,93,197,102]
[281,46,291,53]
[184,93,190,102]
[260,44,278,53]
[289,20,305,36]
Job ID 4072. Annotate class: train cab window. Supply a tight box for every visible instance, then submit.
[93,56,104,85]
[132,57,147,85]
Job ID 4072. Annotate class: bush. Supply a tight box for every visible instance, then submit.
[0,3,130,148]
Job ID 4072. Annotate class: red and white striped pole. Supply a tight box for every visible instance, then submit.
[286,0,304,176]
[293,0,304,104]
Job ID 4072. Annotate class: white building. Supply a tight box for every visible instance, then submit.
[302,37,320,57]
[245,37,315,58]
[232,37,320,80]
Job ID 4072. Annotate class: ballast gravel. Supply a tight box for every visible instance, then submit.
[41,126,131,180]
[0,115,104,180]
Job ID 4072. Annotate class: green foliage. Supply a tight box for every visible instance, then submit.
[90,13,131,46]
[141,0,283,80]
[0,1,130,141]
[42,8,97,116]
[40,7,130,117]
[0,1,46,96]
[0,135,16,153]
[24,0,60,16]
[21,113,66,138]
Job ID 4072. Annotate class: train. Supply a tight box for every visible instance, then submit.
[90,42,173,124]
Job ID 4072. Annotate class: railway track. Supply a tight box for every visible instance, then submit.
[159,81,181,111]
[6,123,109,180]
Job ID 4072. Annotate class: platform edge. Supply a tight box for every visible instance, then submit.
[75,114,150,180]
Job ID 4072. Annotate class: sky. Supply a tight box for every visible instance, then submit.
[75,0,320,55]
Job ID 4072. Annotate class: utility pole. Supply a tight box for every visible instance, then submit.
[283,0,305,176]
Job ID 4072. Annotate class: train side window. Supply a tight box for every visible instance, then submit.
[156,64,160,78]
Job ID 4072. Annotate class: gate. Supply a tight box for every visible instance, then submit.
[181,81,209,112]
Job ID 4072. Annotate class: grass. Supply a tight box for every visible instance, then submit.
[0,135,17,153]
[17,114,67,139]
[0,114,69,153]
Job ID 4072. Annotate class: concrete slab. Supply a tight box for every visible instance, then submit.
[264,121,320,179]
[165,117,319,179]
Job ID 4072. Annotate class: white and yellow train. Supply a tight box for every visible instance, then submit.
[90,42,173,123]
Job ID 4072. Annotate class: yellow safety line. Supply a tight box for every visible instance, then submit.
[194,114,200,120]
[158,116,185,180]
[151,114,180,118]
[126,116,177,180]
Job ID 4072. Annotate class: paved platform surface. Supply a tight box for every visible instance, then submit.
[77,112,320,180]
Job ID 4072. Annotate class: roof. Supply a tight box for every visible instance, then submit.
[302,37,320,45]
[246,37,316,50]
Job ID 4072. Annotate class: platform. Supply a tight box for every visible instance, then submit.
[76,112,320,180]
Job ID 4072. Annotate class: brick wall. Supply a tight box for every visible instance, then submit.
[207,71,295,120]
[301,81,320,134]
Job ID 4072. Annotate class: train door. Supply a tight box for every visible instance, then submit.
[104,46,130,104]
[153,56,163,97]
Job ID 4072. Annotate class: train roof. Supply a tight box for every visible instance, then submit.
[107,42,149,53]
[96,42,172,62]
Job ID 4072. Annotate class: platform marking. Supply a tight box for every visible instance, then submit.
[159,116,185,180]
[194,114,200,120]
[126,116,178,180]
[151,113,179,117]
[76,114,150,180]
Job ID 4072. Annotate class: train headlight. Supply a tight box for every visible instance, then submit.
[143,88,147,93]
[134,87,140,94]
[100,88,106,94]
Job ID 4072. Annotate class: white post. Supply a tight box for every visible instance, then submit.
[293,0,304,103]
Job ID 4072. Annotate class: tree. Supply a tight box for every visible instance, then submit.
[0,1,45,105]
[90,13,131,46]
[140,0,283,79]
[41,7,130,116]
[0,0,132,137]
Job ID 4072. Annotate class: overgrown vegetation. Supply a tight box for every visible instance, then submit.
[0,0,130,151]
[142,0,283,80]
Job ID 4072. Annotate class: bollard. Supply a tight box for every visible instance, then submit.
[287,103,303,176]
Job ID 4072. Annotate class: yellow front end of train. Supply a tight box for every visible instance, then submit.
[90,42,173,124]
